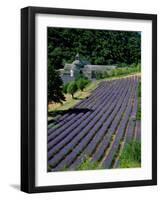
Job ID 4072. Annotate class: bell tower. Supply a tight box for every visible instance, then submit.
[75,53,80,60]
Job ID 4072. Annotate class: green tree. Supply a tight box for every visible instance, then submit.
[76,78,86,91]
[63,82,70,94]
[48,64,65,104]
[67,81,78,99]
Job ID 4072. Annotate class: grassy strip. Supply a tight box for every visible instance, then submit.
[118,140,141,168]
[58,155,102,171]
[76,155,102,170]
[136,81,141,120]
[48,81,98,114]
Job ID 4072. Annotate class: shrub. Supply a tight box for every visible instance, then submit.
[130,63,137,68]
[83,78,90,86]
[63,82,70,94]
[103,71,110,78]
[117,63,128,68]
[76,77,90,91]
[119,140,141,168]
[76,155,102,170]
[96,72,103,80]
[136,63,141,72]
[116,68,123,75]
[76,78,86,91]
[110,69,117,76]
[67,81,78,98]
[93,63,141,80]
[75,73,87,81]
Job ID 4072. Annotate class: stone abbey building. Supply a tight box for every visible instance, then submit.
[60,53,116,83]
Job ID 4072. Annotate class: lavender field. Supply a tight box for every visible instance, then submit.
[47,75,141,172]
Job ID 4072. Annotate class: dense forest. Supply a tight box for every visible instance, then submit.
[48,28,141,69]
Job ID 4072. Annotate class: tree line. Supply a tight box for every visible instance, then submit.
[48,27,141,70]
[48,28,141,105]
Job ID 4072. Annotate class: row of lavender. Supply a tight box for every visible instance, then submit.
[47,76,141,171]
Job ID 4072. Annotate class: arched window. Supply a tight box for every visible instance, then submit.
[70,69,74,77]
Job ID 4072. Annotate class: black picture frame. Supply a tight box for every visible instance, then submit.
[21,6,157,193]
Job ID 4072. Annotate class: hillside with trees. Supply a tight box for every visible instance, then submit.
[48,28,141,70]
[48,28,141,105]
